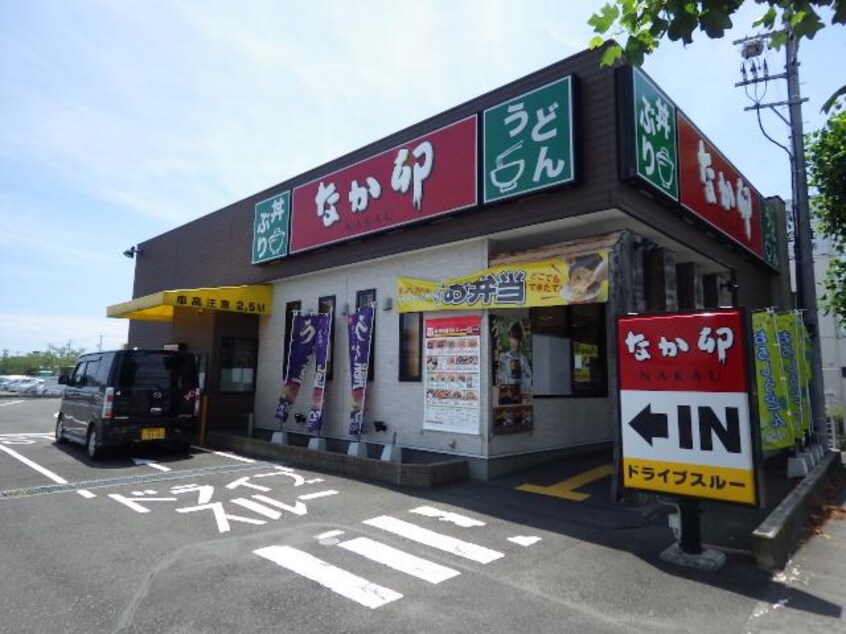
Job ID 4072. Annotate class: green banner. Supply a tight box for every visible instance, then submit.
[483,76,575,203]
[775,312,805,441]
[795,314,813,434]
[752,311,794,450]
[633,68,678,201]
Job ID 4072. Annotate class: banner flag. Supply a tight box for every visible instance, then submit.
[752,310,794,450]
[307,312,332,433]
[275,312,319,423]
[775,312,803,441]
[795,312,813,434]
[347,304,375,435]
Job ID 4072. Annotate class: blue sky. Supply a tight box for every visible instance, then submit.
[0,1,842,355]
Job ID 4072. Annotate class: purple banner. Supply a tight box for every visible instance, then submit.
[275,313,319,423]
[308,312,332,432]
[347,304,375,435]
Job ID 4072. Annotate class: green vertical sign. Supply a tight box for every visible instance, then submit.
[483,76,575,204]
[252,191,290,264]
[752,310,794,451]
[760,198,780,270]
[633,68,678,201]
[775,312,803,440]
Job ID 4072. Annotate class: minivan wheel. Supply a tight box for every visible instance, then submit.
[86,427,102,460]
[55,416,67,444]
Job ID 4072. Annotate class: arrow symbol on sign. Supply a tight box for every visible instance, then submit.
[629,404,669,446]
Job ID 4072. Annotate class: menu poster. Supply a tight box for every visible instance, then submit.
[423,316,481,435]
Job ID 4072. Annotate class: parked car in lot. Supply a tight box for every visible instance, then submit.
[56,349,200,460]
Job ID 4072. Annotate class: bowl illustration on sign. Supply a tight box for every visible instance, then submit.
[268,227,287,255]
[490,141,525,194]
[655,147,675,190]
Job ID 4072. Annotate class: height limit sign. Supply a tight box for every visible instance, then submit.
[617,310,760,506]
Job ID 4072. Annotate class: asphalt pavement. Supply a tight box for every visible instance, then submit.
[1,396,844,633]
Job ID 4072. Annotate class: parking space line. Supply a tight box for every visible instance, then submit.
[516,464,613,501]
[77,489,97,499]
[131,458,172,472]
[192,447,256,463]
[0,444,68,484]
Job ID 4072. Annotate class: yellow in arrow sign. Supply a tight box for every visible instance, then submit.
[516,464,613,501]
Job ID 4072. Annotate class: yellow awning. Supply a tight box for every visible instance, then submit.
[107,285,273,322]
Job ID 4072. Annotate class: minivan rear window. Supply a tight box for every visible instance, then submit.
[117,351,198,390]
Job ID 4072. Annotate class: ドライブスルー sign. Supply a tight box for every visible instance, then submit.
[617,310,759,506]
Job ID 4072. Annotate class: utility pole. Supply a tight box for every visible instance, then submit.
[734,30,828,448]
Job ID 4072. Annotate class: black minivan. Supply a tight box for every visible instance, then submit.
[56,349,200,460]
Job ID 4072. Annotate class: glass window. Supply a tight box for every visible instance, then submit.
[96,353,114,386]
[399,312,422,382]
[318,295,336,381]
[220,338,258,393]
[71,362,87,387]
[118,351,198,390]
[83,358,101,388]
[356,289,376,381]
[283,300,302,378]
[529,304,606,397]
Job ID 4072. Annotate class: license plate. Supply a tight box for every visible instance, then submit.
[141,428,166,441]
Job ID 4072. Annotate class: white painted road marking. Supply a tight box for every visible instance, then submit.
[338,537,460,584]
[410,505,486,527]
[230,497,283,520]
[193,448,256,464]
[131,458,171,472]
[508,536,542,547]
[362,516,504,564]
[316,530,345,541]
[254,545,403,609]
[297,490,338,501]
[0,401,25,407]
[0,444,68,484]
[77,489,97,499]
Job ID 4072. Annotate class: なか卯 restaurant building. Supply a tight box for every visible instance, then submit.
[108,47,791,478]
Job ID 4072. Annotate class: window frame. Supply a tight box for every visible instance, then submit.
[318,295,336,381]
[219,337,258,394]
[282,300,302,379]
[398,312,423,382]
[529,303,607,398]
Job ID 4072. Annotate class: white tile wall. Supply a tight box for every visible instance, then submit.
[254,238,616,458]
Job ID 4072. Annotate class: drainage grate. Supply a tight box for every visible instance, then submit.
[0,462,272,500]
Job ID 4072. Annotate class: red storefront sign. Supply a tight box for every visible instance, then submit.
[617,311,748,393]
[678,113,764,259]
[290,116,477,253]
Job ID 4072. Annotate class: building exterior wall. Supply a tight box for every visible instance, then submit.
[120,45,791,475]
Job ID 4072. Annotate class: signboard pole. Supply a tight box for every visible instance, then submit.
[677,500,703,556]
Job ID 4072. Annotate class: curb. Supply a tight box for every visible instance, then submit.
[752,451,845,571]
[205,432,469,488]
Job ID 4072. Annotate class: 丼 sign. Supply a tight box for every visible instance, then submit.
[617,310,759,506]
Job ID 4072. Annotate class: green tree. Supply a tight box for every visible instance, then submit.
[806,111,846,319]
[588,0,844,111]
[0,342,85,376]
